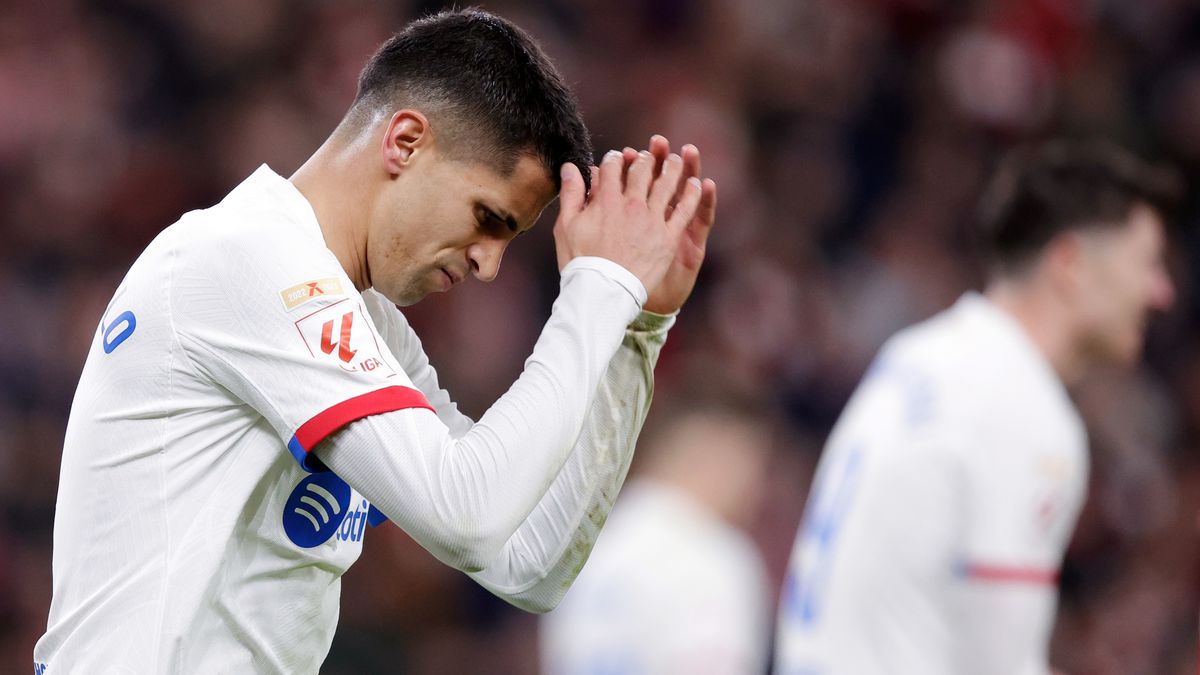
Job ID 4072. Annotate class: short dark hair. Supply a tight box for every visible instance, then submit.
[347,8,592,191]
[977,140,1181,276]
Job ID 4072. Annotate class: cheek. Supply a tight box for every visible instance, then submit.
[1086,258,1141,315]
[368,234,420,289]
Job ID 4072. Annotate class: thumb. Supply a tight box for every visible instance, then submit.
[558,162,585,217]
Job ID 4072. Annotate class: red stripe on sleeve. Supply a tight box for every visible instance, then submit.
[294,386,434,452]
[962,563,1059,586]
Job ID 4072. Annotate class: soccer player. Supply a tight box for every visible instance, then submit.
[775,141,1177,675]
[34,10,716,674]
[540,407,772,675]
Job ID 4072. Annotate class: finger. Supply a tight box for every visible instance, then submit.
[625,150,656,199]
[688,178,717,244]
[649,135,670,178]
[682,144,701,177]
[620,146,637,189]
[667,177,704,232]
[672,144,701,207]
[596,150,625,201]
[557,162,586,218]
[553,220,570,271]
[588,165,600,201]
[648,153,683,215]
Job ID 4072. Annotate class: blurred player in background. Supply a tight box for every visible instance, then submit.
[775,141,1178,675]
[540,405,772,675]
[34,9,717,674]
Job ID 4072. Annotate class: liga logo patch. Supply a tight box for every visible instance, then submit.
[294,299,397,377]
[280,277,344,311]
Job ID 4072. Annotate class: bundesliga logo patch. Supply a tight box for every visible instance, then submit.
[280,277,344,311]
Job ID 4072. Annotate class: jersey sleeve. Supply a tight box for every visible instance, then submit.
[167,219,432,470]
[958,415,1087,582]
[311,257,648,578]
[952,415,1087,675]
[466,309,672,611]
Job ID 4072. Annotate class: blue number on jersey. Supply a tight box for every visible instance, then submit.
[783,443,864,627]
[98,287,137,354]
[101,310,137,354]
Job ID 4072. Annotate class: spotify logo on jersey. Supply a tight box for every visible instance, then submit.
[283,473,352,548]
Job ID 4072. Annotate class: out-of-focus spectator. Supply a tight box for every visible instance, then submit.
[540,406,773,675]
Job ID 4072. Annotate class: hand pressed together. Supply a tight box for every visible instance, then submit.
[553,136,716,314]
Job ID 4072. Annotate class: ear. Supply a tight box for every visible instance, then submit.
[381,110,431,176]
[1042,230,1087,296]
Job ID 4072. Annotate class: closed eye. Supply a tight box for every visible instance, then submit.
[479,205,518,235]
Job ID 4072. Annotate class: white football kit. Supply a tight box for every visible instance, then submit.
[776,293,1088,675]
[540,481,770,675]
[35,166,670,673]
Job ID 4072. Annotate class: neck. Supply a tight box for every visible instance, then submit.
[290,131,374,291]
[985,279,1086,385]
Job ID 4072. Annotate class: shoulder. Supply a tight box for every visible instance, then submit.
[164,171,350,304]
[882,296,1073,418]
[876,297,981,377]
[174,207,329,276]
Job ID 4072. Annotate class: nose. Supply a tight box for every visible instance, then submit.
[468,238,506,283]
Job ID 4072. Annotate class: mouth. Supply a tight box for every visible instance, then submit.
[440,268,460,289]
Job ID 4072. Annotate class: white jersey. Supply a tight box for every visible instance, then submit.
[36,165,664,673]
[540,481,770,675]
[776,293,1088,675]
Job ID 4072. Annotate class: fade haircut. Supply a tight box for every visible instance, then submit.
[977,140,1181,277]
[345,8,592,191]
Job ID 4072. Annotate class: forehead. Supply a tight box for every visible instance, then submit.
[459,154,557,230]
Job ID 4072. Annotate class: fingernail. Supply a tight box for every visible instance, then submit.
[688,177,702,188]
[667,153,682,163]
[605,150,621,159]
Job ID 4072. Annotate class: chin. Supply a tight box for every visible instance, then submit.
[392,293,424,307]
[376,285,421,307]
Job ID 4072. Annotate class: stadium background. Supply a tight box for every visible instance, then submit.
[3,0,1200,672]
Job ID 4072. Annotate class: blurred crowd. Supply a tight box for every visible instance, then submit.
[3,0,1200,672]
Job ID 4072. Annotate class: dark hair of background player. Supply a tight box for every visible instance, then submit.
[976,140,1183,277]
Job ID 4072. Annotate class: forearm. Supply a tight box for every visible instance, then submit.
[315,258,644,571]
[468,311,673,612]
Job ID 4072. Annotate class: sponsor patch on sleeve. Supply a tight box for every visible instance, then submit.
[280,277,344,311]
[294,299,397,378]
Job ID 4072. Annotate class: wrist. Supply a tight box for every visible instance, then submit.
[562,257,647,308]
[629,309,676,333]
